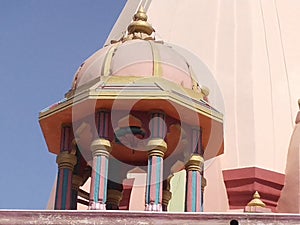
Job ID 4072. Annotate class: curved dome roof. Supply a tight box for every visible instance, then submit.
[68,5,212,100]
[72,39,199,91]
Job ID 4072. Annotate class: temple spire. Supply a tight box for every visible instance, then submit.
[127,5,154,36]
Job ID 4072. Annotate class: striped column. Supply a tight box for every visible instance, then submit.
[89,110,111,210]
[55,126,77,210]
[185,155,204,212]
[145,112,167,211]
[185,127,205,212]
[89,138,111,210]
[95,110,109,139]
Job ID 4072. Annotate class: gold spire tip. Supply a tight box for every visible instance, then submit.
[127,5,154,36]
[134,5,147,21]
[247,191,266,207]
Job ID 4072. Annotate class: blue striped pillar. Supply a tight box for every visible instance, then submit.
[185,155,204,212]
[89,111,111,210]
[185,127,205,212]
[145,112,167,211]
[55,125,77,210]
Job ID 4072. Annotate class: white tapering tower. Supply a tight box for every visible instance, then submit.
[106,0,300,212]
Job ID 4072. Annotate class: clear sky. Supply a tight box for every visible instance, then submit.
[0,0,126,209]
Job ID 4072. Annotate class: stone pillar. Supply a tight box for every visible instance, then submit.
[89,110,111,210]
[106,189,123,210]
[145,112,167,211]
[89,138,111,210]
[55,125,77,210]
[185,154,204,212]
[71,175,83,210]
[162,176,173,211]
[185,127,205,212]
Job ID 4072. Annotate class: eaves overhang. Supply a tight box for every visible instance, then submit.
[39,77,223,156]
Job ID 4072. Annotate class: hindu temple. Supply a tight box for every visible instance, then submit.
[39,6,224,212]
[1,1,299,224]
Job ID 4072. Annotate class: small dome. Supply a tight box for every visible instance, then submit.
[72,39,199,91]
[69,6,208,97]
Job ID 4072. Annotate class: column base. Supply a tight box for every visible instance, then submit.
[145,203,162,211]
[88,202,106,210]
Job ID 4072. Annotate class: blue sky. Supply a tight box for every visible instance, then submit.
[0,0,126,209]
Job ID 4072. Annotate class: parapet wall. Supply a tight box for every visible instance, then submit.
[0,211,299,225]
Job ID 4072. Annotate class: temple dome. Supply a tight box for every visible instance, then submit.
[66,6,214,100]
[69,6,207,95]
[71,39,200,92]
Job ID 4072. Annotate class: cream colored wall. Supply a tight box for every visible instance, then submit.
[105,0,300,211]
[106,0,300,173]
[145,0,300,173]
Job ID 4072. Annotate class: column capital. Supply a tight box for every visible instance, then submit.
[56,151,77,170]
[147,138,167,157]
[185,154,204,172]
[91,138,112,157]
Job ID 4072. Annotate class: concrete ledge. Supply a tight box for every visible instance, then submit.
[0,211,299,225]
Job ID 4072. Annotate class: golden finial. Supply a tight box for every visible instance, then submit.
[127,5,154,36]
[247,191,266,207]
[133,5,148,21]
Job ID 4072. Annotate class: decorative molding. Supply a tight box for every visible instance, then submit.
[0,211,299,225]
[223,167,285,212]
